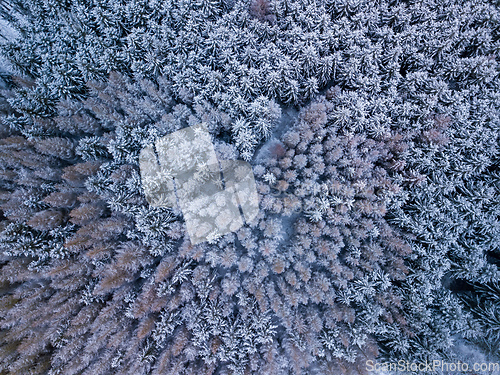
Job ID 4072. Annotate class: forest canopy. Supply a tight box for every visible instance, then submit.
[0,0,499,374]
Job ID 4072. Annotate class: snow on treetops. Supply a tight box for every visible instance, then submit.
[0,0,499,373]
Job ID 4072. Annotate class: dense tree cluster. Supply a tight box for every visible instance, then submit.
[3,0,497,158]
[388,61,500,361]
[0,0,499,373]
[247,90,412,370]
